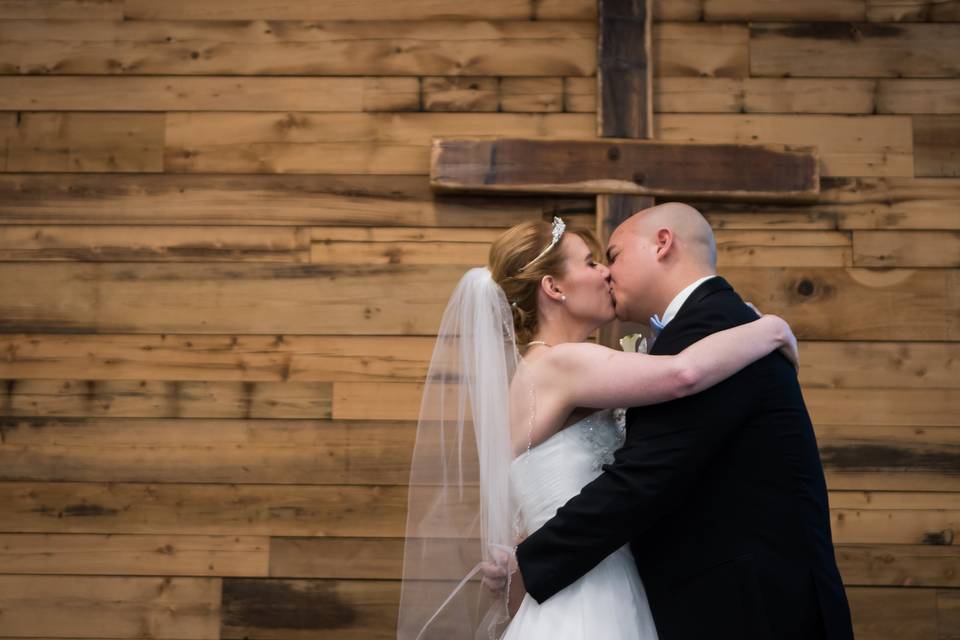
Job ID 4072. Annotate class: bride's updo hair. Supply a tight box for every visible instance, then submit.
[489,219,603,346]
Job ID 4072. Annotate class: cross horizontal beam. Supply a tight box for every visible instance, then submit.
[431,138,820,201]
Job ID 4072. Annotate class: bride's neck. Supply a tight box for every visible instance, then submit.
[530,311,594,346]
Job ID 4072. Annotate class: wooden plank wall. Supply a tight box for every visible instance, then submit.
[0,0,957,638]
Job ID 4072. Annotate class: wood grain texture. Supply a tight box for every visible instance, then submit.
[2,264,954,338]
[165,112,593,174]
[878,79,960,114]
[0,225,311,262]
[0,575,221,638]
[6,113,165,173]
[431,137,819,199]
[750,23,960,78]
[914,115,960,177]
[598,0,652,137]
[853,230,960,267]
[654,23,748,78]
[120,0,595,20]
[0,76,421,112]
[0,532,269,576]
[0,173,586,227]
[0,0,125,19]
[0,20,595,77]
[655,114,913,177]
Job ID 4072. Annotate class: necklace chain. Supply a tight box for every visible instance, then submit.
[525,340,552,348]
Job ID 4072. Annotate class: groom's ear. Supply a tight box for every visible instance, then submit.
[654,228,674,261]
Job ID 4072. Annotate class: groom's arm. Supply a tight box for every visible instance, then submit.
[516,306,761,604]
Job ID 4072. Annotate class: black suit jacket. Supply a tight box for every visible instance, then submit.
[516,277,854,640]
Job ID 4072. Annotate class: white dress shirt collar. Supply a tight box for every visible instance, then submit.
[659,275,717,328]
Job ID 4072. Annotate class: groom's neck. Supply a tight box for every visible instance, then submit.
[655,268,715,317]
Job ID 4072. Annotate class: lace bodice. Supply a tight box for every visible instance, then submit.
[509,408,627,533]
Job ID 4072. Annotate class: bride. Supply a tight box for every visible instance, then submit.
[396,216,798,640]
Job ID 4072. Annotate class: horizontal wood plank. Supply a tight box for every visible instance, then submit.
[0,481,410,536]
[853,230,960,267]
[656,114,913,178]
[0,0,125,19]
[6,334,956,389]
[0,574,220,638]
[653,23,747,78]
[0,174,587,227]
[0,379,333,419]
[0,532,269,576]
[431,137,819,199]
[914,115,960,177]
[750,23,960,79]
[0,225,311,262]
[2,417,956,491]
[1,264,954,338]
[166,112,593,174]
[878,80,960,114]
[6,113,164,173]
[0,76,421,112]
[0,20,595,77]
[120,0,595,20]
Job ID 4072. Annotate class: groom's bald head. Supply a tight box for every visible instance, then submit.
[605,202,717,321]
[621,202,717,271]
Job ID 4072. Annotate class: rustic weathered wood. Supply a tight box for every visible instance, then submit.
[431,138,819,199]
[878,79,960,114]
[0,532,269,576]
[0,575,221,638]
[0,225,311,262]
[598,0,652,137]
[0,334,436,383]
[221,578,400,640]
[807,389,960,427]
[4,264,954,338]
[750,23,960,78]
[914,115,960,177]
[0,76,421,112]
[0,0,125,19]
[703,0,867,20]
[706,177,960,231]
[3,417,956,490]
[0,379,333,419]
[0,418,417,485]
[655,114,913,177]
[6,113,164,173]
[853,230,960,267]
[422,77,499,112]
[800,341,960,389]
[499,77,565,113]
[0,174,588,227]
[13,335,956,389]
[866,0,960,22]
[653,23,748,78]
[166,112,593,174]
[0,481,411,536]
[838,545,960,588]
[121,0,595,20]
[0,20,595,77]
[847,587,940,640]
[714,230,851,267]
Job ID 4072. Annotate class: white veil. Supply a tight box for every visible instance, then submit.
[397,266,534,640]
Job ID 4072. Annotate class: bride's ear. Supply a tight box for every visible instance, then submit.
[540,275,565,303]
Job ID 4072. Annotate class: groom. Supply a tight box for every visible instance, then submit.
[488,203,854,639]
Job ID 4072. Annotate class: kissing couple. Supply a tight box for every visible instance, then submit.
[397,203,854,640]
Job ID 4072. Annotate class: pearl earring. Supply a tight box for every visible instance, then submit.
[561,294,567,302]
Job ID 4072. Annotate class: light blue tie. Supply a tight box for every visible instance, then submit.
[650,313,666,338]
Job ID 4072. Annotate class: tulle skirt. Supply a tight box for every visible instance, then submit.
[500,544,659,640]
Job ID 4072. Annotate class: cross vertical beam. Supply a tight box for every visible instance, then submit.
[597,0,655,347]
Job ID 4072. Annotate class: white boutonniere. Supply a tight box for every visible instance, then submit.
[619,332,648,354]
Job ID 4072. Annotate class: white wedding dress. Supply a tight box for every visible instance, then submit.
[502,408,659,640]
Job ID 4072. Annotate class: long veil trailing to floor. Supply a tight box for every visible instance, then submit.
[396,266,535,640]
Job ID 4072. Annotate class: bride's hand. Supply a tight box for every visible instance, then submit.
[748,302,799,372]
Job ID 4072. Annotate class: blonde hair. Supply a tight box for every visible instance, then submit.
[488,220,602,346]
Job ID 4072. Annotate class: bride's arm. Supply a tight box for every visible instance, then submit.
[546,314,796,412]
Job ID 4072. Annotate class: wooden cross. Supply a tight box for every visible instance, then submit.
[429,0,820,346]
